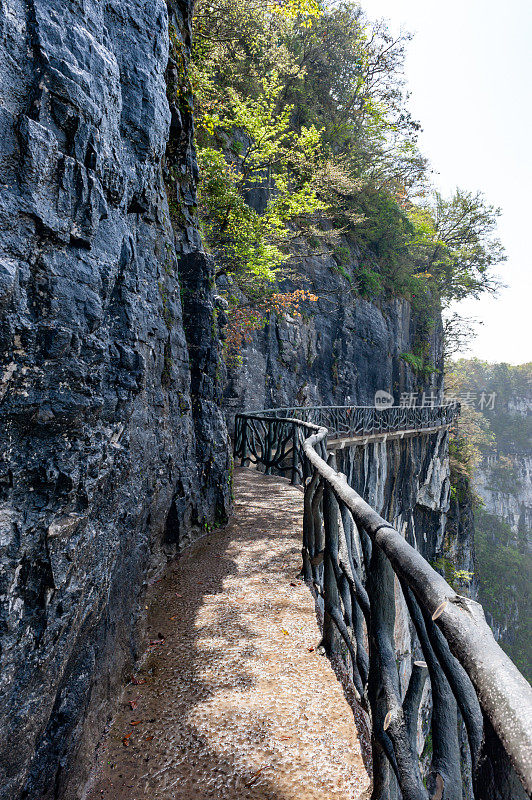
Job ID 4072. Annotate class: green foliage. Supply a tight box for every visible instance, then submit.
[445,360,531,682]
[196,97,325,291]
[487,456,521,495]
[353,188,413,274]
[446,359,532,454]
[355,264,383,297]
[400,349,436,377]
[193,8,326,294]
[432,555,473,591]
[475,509,532,682]
[190,0,506,327]
[198,147,288,287]
[408,190,505,303]
[333,245,351,266]
[332,262,353,284]
[400,351,424,372]
[448,404,495,480]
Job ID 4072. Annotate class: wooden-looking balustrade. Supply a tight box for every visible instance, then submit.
[234,405,532,800]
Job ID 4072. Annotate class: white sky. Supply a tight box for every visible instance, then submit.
[364,0,532,364]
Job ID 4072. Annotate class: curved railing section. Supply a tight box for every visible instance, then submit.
[233,406,532,800]
[240,403,459,436]
[234,404,459,484]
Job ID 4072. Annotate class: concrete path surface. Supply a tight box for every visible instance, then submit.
[87,468,371,800]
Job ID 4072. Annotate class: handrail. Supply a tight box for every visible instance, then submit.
[233,405,532,800]
[240,403,459,442]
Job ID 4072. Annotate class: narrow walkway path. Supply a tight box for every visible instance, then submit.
[87,469,370,800]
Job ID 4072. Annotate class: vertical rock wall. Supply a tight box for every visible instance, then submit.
[0,2,230,798]
[475,454,532,550]
[223,244,443,424]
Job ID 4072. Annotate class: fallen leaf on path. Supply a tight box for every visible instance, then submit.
[244,766,267,787]
[130,720,142,726]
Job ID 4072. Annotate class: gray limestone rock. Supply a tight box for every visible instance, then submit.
[0,1,229,798]
[223,242,443,428]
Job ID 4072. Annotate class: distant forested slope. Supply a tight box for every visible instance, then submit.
[446,359,531,681]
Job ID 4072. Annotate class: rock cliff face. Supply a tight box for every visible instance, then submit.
[0,2,229,798]
[473,389,532,551]
[475,453,532,551]
[223,243,443,423]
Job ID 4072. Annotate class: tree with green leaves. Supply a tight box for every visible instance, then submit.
[187,0,507,359]
[197,74,325,291]
[408,189,505,303]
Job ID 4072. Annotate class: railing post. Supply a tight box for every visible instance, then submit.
[302,427,312,484]
[240,416,250,466]
[291,424,300,485]
[264,422,273,474]
[337,496,353,632]
[322,480,340,657]
[311,479,324,586]
[403,661,428,755]
[302,470,319,581]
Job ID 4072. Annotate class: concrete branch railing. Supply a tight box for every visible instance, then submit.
[233,405,532,800]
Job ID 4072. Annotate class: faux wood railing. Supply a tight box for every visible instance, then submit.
[234,406,532,800]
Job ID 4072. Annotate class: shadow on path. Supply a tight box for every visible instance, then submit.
[86,469,370,800]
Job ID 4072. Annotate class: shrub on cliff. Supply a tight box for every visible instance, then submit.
[189,0,506,358]
[475,509,532,682]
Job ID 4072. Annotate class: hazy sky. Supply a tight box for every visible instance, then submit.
[365,0,532,364]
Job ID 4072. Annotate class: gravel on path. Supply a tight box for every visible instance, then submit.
[86,468,371,800]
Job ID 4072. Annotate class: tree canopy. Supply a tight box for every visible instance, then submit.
[183,0,506,357]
